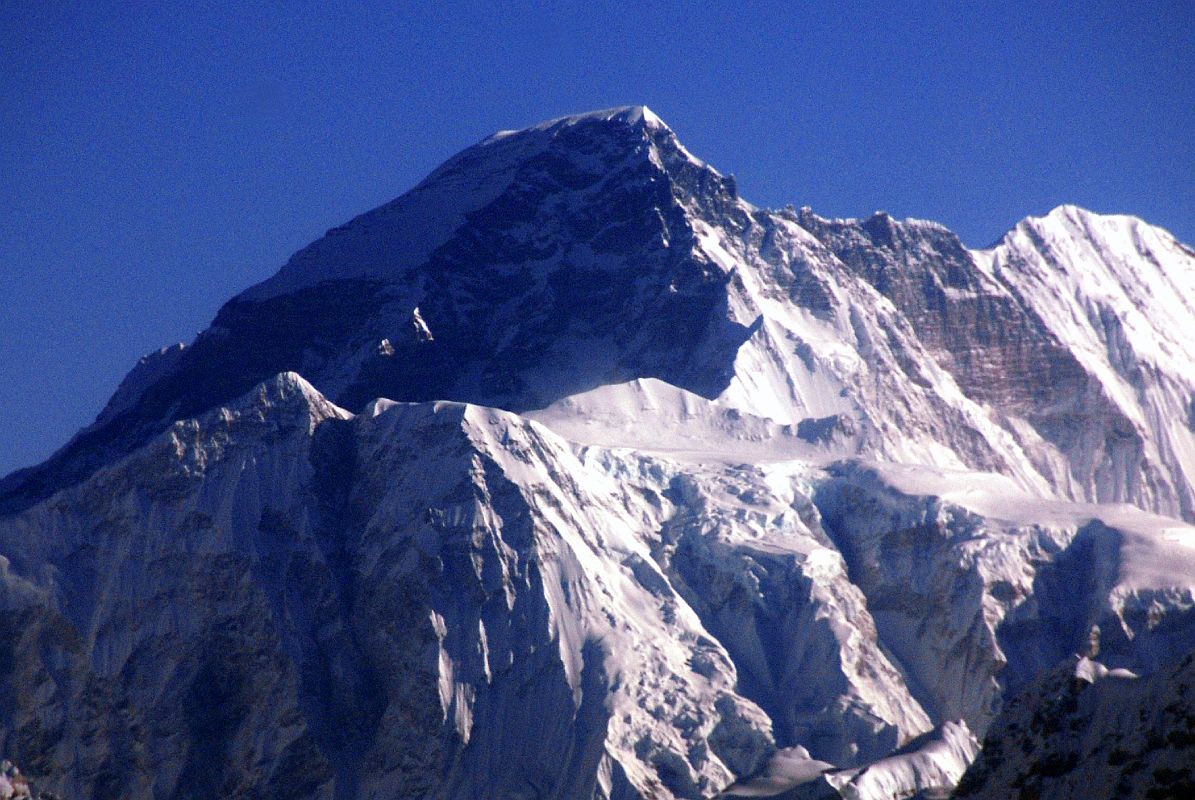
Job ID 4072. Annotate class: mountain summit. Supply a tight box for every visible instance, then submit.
[0,104,750,512]
[2,108,1194,799]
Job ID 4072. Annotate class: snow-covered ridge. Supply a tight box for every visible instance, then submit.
[240,105,680,303]
[4,371,1195,799]
[530,104,668,133]
[484,105,668,142]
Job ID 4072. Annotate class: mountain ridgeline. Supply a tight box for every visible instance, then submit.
[1,106,1194,799]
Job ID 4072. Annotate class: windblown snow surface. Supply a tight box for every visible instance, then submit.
[1,107,1194,799]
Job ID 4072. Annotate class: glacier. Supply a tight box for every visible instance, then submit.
[1,106,1193,798]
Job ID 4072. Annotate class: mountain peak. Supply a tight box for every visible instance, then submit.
[6,108,1195,800]
[475,105,669,153]
[1011,203,1151,242]
[210,371,351,434]
[526,104,668,134]
[239,105,691,304]
[7,111,1194,532]
[992,204,1195,272]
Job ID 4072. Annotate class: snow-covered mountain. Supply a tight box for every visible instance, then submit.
[1,106,1193,798]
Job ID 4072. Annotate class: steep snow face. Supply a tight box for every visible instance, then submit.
[0,374,782,799]
[581,451,935,768]
[813,461,1195,735]
[4,375,1195,798]
[0,375,943,799]
[980,205,1195,520]
[3,388,871,799]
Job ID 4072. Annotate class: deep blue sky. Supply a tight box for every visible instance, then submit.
[2,1,1193,477]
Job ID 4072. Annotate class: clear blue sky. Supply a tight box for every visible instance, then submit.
[2,1,1192,477]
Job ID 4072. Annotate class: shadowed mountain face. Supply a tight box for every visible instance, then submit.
[2,107,1195,799]
[956,653,1195,800]
[0,109,755,513]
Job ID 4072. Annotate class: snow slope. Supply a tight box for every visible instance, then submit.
[979,205,1195,520]
[3,374,1194,798]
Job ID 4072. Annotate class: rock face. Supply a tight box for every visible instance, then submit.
[955,654,1195,799]
[1,107,1194,798]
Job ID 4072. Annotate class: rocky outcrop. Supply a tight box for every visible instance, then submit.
[956,654,1195,799]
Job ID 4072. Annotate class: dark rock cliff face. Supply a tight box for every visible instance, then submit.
[955,653,1195,800]
[794,207,1180,518]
